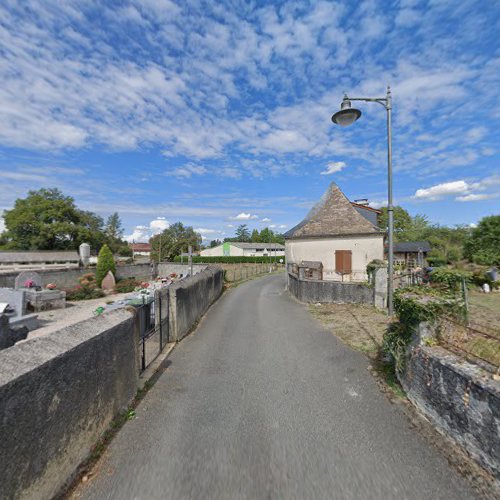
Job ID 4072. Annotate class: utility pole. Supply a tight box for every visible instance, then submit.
[188,245,193,276]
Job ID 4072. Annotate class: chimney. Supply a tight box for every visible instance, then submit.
[354,198,369,206]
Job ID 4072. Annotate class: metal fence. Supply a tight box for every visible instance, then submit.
[394,271,500,370]
[136,290,169,372]
[438,317,500,371]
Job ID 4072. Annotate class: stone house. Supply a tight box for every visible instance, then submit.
[285,183,385,281]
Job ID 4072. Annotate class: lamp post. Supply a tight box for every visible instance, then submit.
[331,85,394,315]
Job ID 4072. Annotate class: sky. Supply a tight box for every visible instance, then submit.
[0,0,499,244]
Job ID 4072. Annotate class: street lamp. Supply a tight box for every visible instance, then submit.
[331,85,394,316]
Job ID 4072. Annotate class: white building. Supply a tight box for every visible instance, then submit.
[200,242,285,257]
[285,182,384,282]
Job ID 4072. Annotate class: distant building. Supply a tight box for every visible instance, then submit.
[285,182,384,281]
[391,241,431,269]
[0,251,80,270]
[129,243,151,258]
[200,242,285,257]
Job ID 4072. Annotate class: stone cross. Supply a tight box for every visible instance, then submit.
[14,271,42,290]
[101,271,116,291]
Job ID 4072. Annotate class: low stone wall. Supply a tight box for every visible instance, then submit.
[288,272,373,304]
[157,262,207,277]
[0,309,140,499]
[0,263,152,290]
[399,342,500,479]
[169,266,224,341]
[223,263,281,282]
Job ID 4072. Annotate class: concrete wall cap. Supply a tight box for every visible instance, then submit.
[0,308,133,385]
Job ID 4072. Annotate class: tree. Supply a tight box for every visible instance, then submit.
[235,224,250,242]
[104,212,126,253]
[210,239,222,248]
[259,227,273,243]
[96,244,116,286]
[105,212,123,240]
[251,229,260,242]
[464,215,500,265]
[150,222,202,261]
[2,188,106,251]
[378,206,414,240]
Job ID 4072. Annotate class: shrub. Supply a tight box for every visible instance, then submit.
[79,273,97,288]
[430,267,472,292]
[117,245,133,257]
[96,244,116,286]
[115,278,142,293]
[471,269,500,290]
[66,286,105,301]
[366,259,385,280]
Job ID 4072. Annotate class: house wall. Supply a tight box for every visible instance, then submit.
[285,234,384,281]
[242,248,285,257]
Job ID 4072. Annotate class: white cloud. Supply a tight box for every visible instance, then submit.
[456,193,496,202]
[230,212,258,220]
[414,180,469,200]
[413,175,500,202]
[261,217,272,222]
[320,161,346,175]
[125,217,170,242]
[165,164,208,178]
[149,217,170,234]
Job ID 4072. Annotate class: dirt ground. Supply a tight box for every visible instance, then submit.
[468,290,500,334]
[308,302,389,359]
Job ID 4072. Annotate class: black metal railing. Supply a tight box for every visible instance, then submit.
[136,291,169,372]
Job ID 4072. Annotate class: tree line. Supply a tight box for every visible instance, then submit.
[1,188,497,266]
[209,224,285,247]
[377,206,499,266]
[0,188,131,255]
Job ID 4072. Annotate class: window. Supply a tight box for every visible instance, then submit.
[335,250,352,274]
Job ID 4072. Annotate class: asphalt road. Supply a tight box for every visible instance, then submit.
[78,274,475,500]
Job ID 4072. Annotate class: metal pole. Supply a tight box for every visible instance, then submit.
[188,245,193,276]
[158,233,162,264]
[386,85,394,316]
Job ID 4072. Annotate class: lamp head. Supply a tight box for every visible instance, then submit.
[331,94,361,127]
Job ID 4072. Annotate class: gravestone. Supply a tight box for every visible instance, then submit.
[0,288,27,316]
[14,271,42,290]
[101,271,116,291]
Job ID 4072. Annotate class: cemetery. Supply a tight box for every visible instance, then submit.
[0,264,200,350]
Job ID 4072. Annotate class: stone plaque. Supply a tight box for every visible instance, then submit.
[14,271,42,290]
[101,270,116,291]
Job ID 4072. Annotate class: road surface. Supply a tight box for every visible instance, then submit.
[78,274,475,499]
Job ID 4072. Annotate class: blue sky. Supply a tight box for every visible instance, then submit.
[0,0,499,243]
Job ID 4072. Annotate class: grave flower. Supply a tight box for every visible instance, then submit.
[46,283,57,290]
[24,279,35,288]
[140,281,149,288]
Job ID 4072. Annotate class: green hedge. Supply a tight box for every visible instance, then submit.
[173,255,284,264]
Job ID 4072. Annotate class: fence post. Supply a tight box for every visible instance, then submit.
[461,277,469,323]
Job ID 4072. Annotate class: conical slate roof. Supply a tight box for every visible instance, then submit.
[285,182,383,239]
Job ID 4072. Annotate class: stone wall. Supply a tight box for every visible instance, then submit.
[169,266,224,341]
[0,309,139,500]
[157,262,207,277]
[288,272,373,304]
[223,263,280,282]
[399,339,500,479]
[0,263,152,289]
